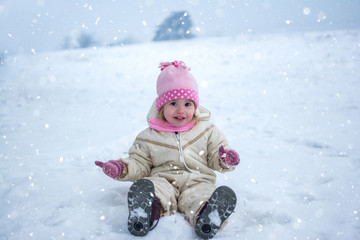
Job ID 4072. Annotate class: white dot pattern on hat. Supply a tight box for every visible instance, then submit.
[156,88,199,111]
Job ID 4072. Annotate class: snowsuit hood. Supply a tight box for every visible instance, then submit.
[146,99,211,124]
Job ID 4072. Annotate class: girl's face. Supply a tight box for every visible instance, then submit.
[163,99,195,127]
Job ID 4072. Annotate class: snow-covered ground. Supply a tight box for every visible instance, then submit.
[1,30,360,240]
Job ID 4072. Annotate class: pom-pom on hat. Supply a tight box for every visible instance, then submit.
[156,61,199,111]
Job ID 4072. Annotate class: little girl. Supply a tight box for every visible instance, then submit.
[95,61,240,239]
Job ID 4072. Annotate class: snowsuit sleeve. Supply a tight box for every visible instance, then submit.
[206,125,236,173]
[115,132,153,182]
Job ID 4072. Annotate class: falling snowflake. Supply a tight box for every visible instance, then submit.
[303,8,311,15]
[317,11,327,22]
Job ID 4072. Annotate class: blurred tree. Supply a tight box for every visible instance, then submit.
[60,36,72,50]
[77,32,97,49]
[60,32,97,49]
[153,11,195,41]
[0,50,5,66]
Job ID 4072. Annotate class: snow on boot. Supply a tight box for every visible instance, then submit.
[127,179,160,236]
[195,186,237,239]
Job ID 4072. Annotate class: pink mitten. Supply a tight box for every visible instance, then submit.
[95,160,124,178]
[219,145,240,167]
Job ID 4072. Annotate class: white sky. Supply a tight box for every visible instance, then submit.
[1,0,359,55]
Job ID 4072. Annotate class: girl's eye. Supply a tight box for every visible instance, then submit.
[170,102,177,106]
[185,102,192,107]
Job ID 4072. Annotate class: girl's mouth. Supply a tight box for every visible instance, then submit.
[175,117,185,120]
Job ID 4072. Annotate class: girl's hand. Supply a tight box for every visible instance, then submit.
[219,145,240,167]
[95,160,124,178]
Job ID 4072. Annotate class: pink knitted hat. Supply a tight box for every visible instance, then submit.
[156,61,199,111]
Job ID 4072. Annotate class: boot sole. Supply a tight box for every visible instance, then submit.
[127,179,155,236]
[195,186,237,239]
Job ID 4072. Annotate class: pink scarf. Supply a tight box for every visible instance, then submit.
[149,118,196,132]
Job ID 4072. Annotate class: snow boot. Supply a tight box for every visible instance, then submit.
[127,179,161,236]
[195,186,237,239]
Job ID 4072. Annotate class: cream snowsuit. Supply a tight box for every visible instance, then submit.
[116,102,235,226]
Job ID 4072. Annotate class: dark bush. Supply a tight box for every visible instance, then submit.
[153,11,195,42]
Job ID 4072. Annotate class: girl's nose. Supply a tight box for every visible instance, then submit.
[176,106,185,113]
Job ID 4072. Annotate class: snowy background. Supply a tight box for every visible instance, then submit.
[1,1,360,240]
[1,29,360,240]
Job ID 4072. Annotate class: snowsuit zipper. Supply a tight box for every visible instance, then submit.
[175,132,185,164]
[174,132,199,174]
